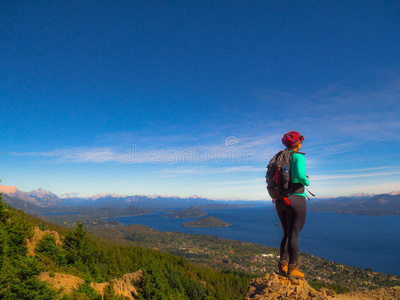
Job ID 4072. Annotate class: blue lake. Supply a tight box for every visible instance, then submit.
[108,207,400,275]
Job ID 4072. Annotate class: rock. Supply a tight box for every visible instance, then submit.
[92,271,142,300]
[320,288,335,297]
[26,227,62,256]
[39,270,142,299]
[243,273,400,300]
[38,272,84,294]
[243,273,328,300]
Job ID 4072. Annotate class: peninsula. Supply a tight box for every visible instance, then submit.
[181,216,231,228]
[164,206,207,218]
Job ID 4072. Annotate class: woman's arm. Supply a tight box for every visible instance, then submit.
[292,154,309,186]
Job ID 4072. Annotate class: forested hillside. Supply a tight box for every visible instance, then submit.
[0,194,251,299]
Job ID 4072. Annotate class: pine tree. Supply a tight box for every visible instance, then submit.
[0,193,59,299]
[136,260,171,300]
[0,191,9,224]
[36,233,67,266]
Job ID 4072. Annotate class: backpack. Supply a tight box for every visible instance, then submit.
[266,150,293,200]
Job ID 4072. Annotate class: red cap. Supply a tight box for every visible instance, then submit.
[282,131,304,148]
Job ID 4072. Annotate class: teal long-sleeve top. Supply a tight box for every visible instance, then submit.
[289,151,310,197]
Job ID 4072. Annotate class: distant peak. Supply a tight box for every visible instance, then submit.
[146,194,179,199]
[0,185,19,194]
[88,193,127,200]
[348,192,374,198]
[30,188,53,194]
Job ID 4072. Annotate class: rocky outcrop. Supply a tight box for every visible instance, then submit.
[244,273,328,300]
[38,272,85,294]
[244,273,400,300]
[39,271,142,299]
[92,271,142,299]
[26,226,62,256]
[30,227,142,299]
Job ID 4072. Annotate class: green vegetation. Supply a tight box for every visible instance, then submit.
[88,223,400,292]
[0,194,251,299]
[64,282,103,300]
[39,203,400,292]
[2,185,400,298]
[164,206,207,218]
[309,281,351,294]
[36,233,67,266]
[181,216,231,228]
[0,192,60,300]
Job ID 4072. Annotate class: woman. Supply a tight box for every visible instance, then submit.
[276,131,309,279]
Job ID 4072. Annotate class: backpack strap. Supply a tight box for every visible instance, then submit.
[286,149,306,155]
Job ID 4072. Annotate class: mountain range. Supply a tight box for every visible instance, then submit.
[308,193,400,216]
[0,186,66,209]
[1,185,400,216]
[0,185,269,214]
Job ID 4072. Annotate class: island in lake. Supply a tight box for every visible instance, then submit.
[164,206,207,218]
[181,216,231,228]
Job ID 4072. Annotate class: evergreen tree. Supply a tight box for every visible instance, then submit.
[0,192,9,224]
[0,194,59,299]
[63,222,100,281]
[135,260,172,300]
[36,233,67,266]
[1,187,251,299]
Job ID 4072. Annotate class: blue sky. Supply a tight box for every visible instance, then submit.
[1,0,400,199]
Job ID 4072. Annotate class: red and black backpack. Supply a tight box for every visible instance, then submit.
[266,150,292,200]
[266,150,306,200]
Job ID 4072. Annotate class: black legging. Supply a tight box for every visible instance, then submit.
[275,194,306,264]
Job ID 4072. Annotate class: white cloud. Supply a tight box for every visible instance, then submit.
[10,133,277,166]
[9,147,123,163]
[160,166,265,176]
[202,178,262,186]
[328,166,400,173]
[311,170,400,181]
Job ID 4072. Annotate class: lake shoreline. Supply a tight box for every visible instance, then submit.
[107,208,400,276]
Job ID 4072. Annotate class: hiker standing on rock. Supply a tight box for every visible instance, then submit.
[266,131,309,279]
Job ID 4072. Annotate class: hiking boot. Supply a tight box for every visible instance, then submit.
[277,260,288,276]
[287,262,304,279]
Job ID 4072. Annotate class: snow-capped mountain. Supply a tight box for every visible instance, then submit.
[0,185,65,208]
[389,191,400,196]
